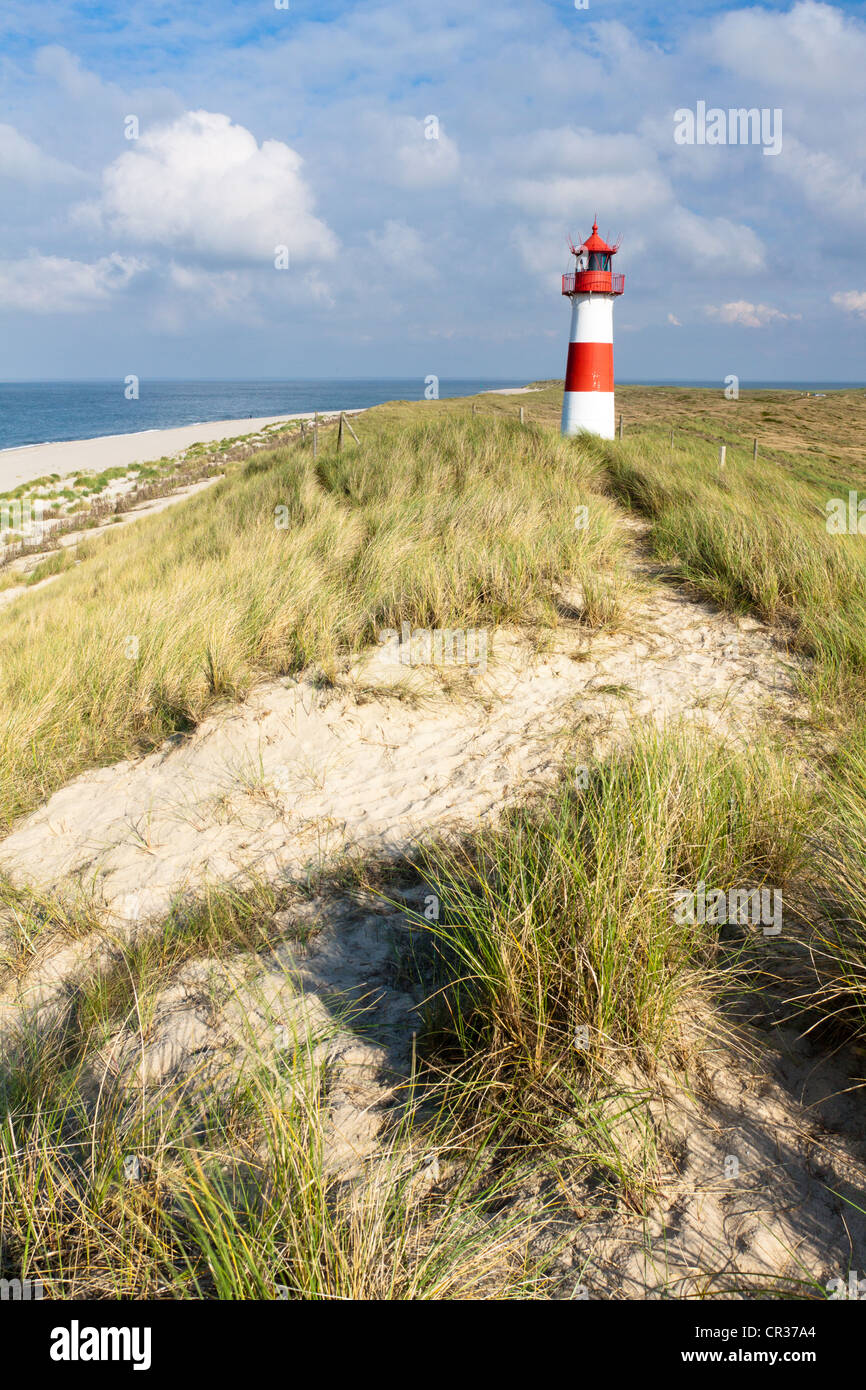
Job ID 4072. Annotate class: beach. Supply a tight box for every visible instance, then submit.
[0,413,310,491]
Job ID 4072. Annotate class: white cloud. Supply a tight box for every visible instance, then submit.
[81,110,337,264]
[168,262,251,312]
[691,4,866,235]
[667,313,682,326]
[1,2,861,374]
[367,219,432,277]
[664,208,766,274]
[776,137,866,225]
[0,124,80,185]
[391,116,460,188]
[0,252,143,312]
[508,170,669,224]
[502,127,767,281]
[161,258,337,324]
[705,301,799,328]
[697,1,866,97]
[832,290,866,319]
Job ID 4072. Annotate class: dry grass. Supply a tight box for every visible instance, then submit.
[3,385,865,1300]
[0,407,627,831]
[0,995,547,1300]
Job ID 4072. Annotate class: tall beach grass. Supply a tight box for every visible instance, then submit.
[0,409,627,830]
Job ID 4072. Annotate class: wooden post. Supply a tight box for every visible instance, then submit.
[719,445,726,468]
[618,414,623,440]
[519,406,525,425]
[753,438,759,460]
[313,412,318,459]
[338,411,344,452]
[472,403,476,416]
[670,429,674,447]
[343,415,361,445]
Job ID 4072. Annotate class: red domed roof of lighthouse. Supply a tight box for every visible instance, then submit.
[580,221,617,255]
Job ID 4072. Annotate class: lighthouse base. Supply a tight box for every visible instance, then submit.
[561,390,615,440]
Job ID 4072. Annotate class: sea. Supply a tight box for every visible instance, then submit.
[0,379,863,454]
[0,379,527,453]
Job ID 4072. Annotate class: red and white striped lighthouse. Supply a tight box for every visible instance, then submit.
[561,222,625,439]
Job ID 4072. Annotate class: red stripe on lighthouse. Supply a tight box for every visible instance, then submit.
[564,341,614,393]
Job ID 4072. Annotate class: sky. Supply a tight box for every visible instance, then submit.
[0,0,864,382]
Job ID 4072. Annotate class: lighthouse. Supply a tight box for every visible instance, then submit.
[561,222,624,439]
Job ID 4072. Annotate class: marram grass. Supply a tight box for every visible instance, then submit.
[416,729,810,1105]
[0,409,627,830]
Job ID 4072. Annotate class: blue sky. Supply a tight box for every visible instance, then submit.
[1,0,865,381]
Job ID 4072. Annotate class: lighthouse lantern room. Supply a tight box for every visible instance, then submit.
[561,221,624,440]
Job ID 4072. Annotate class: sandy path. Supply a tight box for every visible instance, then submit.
[0,577,804,925]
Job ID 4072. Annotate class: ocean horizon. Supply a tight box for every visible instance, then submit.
[1,377,864,453]
[0,379,527,453]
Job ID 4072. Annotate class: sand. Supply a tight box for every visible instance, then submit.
[2,504,863,1296]
[0,538,805,924]
[0,412,318,491]
[481,386,542,395]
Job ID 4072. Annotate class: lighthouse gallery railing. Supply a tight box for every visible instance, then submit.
[562,271,625,296]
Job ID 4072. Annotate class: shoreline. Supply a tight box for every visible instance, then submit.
[0,411,342,492]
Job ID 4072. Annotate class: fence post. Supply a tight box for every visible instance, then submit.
[719,445,726,468]
[618,414,623,440]
[753,438,759,460]
[338,411,344,452]
[670,429,674,448]
[519,406,525,425]
[313,412,318,459]
[343,415,361,445]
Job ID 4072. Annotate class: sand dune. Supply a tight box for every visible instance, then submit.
[0,560,802,923]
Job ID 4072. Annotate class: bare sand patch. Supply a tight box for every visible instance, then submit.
[0,577,804,922]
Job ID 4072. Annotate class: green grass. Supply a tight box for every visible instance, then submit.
[0,882,550,1299]
[0,1025,546,1299]
[2,388,865,1298]
[0,728,815,1298]
[416,729,809,1109]
[23,548,74,585]
[596,428,866,711]
[586,421,866,1053]
[0,409,627,830]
